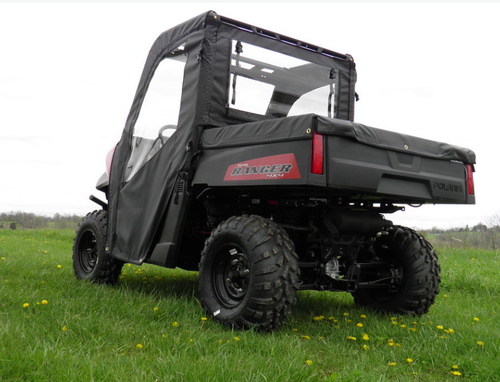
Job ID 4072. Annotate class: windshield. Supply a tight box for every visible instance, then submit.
[228,40,338,119]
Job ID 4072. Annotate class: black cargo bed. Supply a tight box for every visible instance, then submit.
[197,114,475,204]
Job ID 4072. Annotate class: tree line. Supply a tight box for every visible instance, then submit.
[2,211,499,251]
[422,226,500,251]
[421,212,500,251]
[0,212,82,230]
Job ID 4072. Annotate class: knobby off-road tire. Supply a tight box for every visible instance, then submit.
[199,215,300,331]
[73,210,123,284]
[353,226,441,315]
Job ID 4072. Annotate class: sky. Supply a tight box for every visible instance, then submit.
[1,1,499,230]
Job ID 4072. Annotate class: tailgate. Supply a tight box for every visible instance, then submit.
[316,116,476,204]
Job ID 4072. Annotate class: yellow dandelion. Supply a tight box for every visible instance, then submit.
[347,336,356,341]
[343,312,349,317]
[302,335,311,340]
[452,365,459,370]
[62,326,68,331]
[406,358,413,364]
[363,345,369,350]
[357,323,363,328]
[451,371,462,376]
[217,339,223,345]
[41,300,48,305]
[477,341,485,346]
[362,334,369,341]
[400,324,406,328]
[388,340,395,347]
[473,317,480,322]
[388,362,397,367]
[23,303,29,308]
[328,316,335,321]
[172,322,178,327]
[153,307,159,312]
[1,257,5,260]
[305,360,313,366]
[190,339,194,343]
[292,328,298,332]
[313,315,325,321]
[437,325,444,330]
[360,314,367,319]
[444,294,448,298]
[136,344,143,349]
[233,337,240,341]
[201,317,207,321]
[57,265,62,269]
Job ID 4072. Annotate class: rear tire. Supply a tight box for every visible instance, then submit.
[73,210,123,284]
[353,226,440,315]
[199,215,299,331]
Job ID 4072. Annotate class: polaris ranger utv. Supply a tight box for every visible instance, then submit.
[73,11,476,331]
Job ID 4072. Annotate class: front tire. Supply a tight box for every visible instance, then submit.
[353,226,441,315]
[73,210,123,284]
[199,215,299,331]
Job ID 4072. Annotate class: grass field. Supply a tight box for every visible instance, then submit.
[1,228,498,381]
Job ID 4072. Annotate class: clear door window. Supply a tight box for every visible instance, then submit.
[125,43,186,182]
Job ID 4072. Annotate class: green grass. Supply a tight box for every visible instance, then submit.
[1,229,498,381]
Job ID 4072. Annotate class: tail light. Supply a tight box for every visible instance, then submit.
[311,131,324,175]
[466,164,475,195]
[105,145,117,176]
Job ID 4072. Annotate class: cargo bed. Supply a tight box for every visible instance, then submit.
[195,114,475,204]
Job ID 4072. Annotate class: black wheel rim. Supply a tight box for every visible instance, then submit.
[77,230,98,273]
[213,244,250,308]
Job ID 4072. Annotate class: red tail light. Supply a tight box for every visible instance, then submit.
[467,164,474,195]
[106,145,117,176]
[311,131,324,175]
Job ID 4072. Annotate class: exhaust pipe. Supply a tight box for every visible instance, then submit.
[328,209,392,236]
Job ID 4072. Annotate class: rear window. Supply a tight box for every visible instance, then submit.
[228,40,338,119]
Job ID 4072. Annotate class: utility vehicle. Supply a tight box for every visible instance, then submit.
[73,11,476,331]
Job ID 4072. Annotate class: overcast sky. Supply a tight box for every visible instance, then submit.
[1,1,498,229]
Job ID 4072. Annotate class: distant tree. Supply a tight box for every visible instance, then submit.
[485,212,500,250]
[10,222,16,230]
[472,223,488,232]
